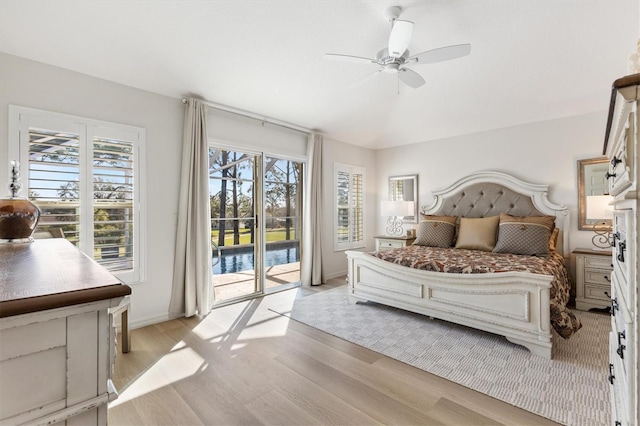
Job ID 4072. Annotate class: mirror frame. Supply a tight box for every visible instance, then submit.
[389,174,419,223]
[578,157,609,230]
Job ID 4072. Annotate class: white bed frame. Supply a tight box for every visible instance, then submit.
[346,171,569,358]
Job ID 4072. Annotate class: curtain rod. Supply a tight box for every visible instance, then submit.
[180,98,312,135]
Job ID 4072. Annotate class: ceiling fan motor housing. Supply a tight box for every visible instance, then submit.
[377,48,409,73]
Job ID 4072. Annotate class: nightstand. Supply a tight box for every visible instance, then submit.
[374,235,416,251]
[573,248,613,311]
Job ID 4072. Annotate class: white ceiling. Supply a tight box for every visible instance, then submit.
[0,1,637,149]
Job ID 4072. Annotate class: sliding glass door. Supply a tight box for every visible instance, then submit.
[209,147,302,304]
[264,156,301,291]
[209,148,260,302]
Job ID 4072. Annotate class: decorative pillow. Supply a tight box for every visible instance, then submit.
[493,214,556,255]
[549,227,559,252]
[454,216,500,252]
[413,216,457,248]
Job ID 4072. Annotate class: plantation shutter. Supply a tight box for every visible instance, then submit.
[28,129,82,244]
[10,106,145,283]
[334,163,366,251]
[351,170,364,244]
[92,136,135,272]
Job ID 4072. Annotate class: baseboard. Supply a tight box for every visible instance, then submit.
[128,312,177,330]
[324,270,347,281]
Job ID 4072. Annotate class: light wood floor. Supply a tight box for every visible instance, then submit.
[109,278,558,426]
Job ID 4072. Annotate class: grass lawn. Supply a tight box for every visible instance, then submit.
[212,228,297,245]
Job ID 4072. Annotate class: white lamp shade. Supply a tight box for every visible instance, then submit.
[381,200,415,217]
[586,195,613,220]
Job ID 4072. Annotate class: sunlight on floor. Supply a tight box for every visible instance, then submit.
[109,345,206,408]
[110,287,302,410]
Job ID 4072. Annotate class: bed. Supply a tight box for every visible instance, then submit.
[345,171,581,358]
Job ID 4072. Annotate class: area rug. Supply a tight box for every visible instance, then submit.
[270,286,610,426]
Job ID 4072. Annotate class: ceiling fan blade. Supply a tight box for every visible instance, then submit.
[324,53,377,65]
[398,68,425,88]
[408,44,471,65]
[349,69,383,89]
[388,20,413,58]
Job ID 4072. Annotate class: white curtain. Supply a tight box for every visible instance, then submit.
[169,99,213,317]
[301,133,324,286]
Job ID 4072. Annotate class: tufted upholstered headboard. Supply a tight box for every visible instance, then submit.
[421,171,570,256]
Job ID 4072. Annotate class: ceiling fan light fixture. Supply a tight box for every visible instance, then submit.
[383,63,400,73]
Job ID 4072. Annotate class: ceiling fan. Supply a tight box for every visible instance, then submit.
[324,6,471,89]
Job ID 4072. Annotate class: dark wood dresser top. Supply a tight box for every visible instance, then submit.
[0,239,131,318]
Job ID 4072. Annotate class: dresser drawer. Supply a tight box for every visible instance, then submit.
[610,332,631,426]
[607,108,636,197]
[613,209,635,307]
[612,278,635,387]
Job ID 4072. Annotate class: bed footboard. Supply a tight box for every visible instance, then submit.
[346,250,553,358]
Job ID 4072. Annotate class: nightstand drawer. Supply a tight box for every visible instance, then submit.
[374,236,415,252]
[584,284,611,301]
[584,255,612,270]
[378,240,404,249]
[584,268,612,286]
[573,248,613,311]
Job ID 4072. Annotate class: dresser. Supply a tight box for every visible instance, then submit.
[603,73,640,426]
[573,248,613,311]
[374,235,416,251]
[0,239,131,425]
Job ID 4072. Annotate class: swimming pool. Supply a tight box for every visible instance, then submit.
[213,245,299,275]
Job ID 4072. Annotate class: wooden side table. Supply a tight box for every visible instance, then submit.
[374,235,416,251]
[573,247,613,311]
[0,239,131,425]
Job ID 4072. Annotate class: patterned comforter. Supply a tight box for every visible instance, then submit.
[374,245,582,338]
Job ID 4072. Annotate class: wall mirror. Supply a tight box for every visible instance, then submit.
[578,157,610,230]
[389,174,418,223]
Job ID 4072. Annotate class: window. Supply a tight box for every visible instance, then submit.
[334,162,365,251]
[9,106,146,283]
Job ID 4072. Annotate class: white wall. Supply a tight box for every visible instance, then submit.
[321,136,377,279]
[374,111,608,254]
[0,52,184,328]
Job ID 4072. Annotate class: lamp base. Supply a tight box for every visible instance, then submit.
[591,228,613,250]
[386,216,404,236]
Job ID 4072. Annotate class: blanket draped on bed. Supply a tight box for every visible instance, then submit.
[374,246,582,338]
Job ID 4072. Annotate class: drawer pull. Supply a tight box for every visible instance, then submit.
[609,363,615,384]
[611,298,619,316]
[615,422,622,426]
[617,331,626,360]
[605,291,610,298]
[604,275,610,282]
[605,172,617,180]
[617,241,626,263]
[611,156,622,166]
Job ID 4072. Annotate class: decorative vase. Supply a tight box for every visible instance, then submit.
[0,161,41,242]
